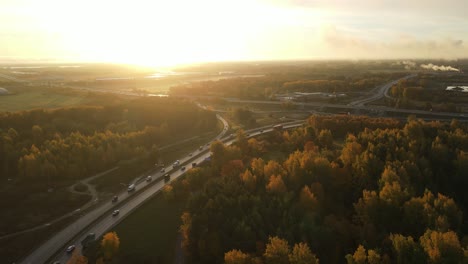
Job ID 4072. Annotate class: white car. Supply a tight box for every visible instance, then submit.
[146,176,152,182]
[66,245,76,253]
[112,210,120,216]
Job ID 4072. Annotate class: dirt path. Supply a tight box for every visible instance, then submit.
[68,167,119,202]
[0,167,118,240]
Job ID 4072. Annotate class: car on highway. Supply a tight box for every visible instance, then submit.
[199,146,203,150]
[112,210,120,216]
[66,245,76,253]
[188,153,193,156]
[164,173,170,182]
[127,184,135,192]
[146,175,152,182]
[160,168,165,173]
[181,166,186,171]
[112,196,118,203]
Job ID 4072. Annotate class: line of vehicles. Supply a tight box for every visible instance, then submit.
[63,164,177,258]
[61,124,286,260]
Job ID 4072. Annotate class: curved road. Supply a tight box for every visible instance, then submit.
[21,114,229,264]
[347,74,416,106]
[221,97,468,120]
[14,72,466,263]
[23,118,301,264]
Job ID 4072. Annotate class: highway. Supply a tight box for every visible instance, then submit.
[10,71,468,263]
[221,97,468,120]
[21,114,229,264]
[21,116,301,264]
[347,74,416,106]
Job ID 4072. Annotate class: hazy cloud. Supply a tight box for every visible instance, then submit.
[1,0,468,63]
[320,24,468,59]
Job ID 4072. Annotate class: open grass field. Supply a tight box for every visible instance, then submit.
[0,89,94,112]
[0,184,90,235]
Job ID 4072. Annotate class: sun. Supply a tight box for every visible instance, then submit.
[17,0,326,66]
[31,0,253,67]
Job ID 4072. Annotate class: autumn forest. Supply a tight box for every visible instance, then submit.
[170,115,468,264]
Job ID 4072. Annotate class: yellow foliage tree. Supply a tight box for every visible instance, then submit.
[266,175,287,194]
[289,242,319,264]
[225,249,251,264]
[101,231,120,260]
[264,236,290,264]
[66,250,88,264]
[299,186,319,212]
[240,169,257,192]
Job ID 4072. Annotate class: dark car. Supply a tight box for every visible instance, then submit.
[181,166,186,171]
[164,173,170,182]
[112,196,118,203]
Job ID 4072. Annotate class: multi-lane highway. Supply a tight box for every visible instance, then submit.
[21,114,229,264]
[21,115,302,264]
[11,70,468,263]
[221,97,468,120]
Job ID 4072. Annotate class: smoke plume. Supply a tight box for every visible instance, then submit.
[401,61,416,70]
[420,63,459,72]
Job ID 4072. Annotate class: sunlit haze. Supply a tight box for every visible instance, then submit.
[1,0,467,66]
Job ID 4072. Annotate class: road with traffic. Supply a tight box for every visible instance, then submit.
[21,114,229,264]
[10,71,468,263]
[21,116,301,264]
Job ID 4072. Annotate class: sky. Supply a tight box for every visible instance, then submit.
[0,0,467,66]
